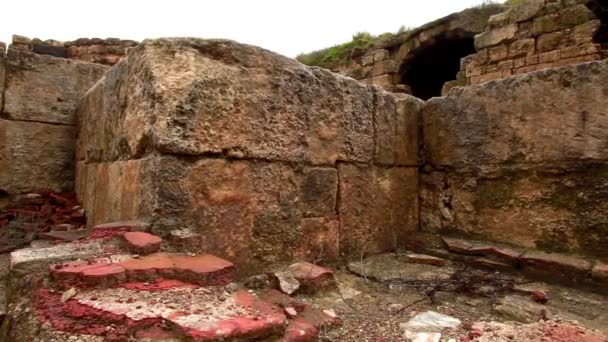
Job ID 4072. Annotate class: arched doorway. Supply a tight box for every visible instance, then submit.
[586,0,608,44]
[399,31,475,100]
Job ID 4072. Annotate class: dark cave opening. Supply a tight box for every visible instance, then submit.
[400,34,475,100]
[586,0,608,44]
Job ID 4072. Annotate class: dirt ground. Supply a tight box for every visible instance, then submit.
[296,253,608,341]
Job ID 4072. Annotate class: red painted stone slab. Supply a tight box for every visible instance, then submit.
[122,231,162,254]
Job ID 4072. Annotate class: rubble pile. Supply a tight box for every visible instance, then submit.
[0,191,85,252]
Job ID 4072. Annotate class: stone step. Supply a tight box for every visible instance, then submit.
[34,285,287,341]
[50,252,236,288]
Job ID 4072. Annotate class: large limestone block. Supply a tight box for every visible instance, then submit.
[421,164,608,258]
[77,38,420,166]
[338,164,418,255]
[424,60,608,167]
[0,119,75,193]
[4,48,108,125]
[474,24,517,49]
[158,157,341,270]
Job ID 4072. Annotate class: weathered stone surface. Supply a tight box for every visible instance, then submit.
[77,38,420,166]
[0,119,75,193]
[421,165,608,257]
[4,49,108,125]
[338,164,418,255]
[76,39,421,270]
[510,0,544,23]
[424,60,608,167]
[422,60,608,258]
[475,24,518,49]
[122,231,162,254]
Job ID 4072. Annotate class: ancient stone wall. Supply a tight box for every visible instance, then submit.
[462,0,607,86]
[0,43,109,195]
[335,5,504,98]
[11,34,138,66]
[422,59,608,259]
[76,38,423,270]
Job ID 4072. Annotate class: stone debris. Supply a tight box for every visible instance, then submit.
[274,271,301,295]
[493,294,551,323]
[122,231,162,255]
[286,262,337,293]
[0,191,86,252]
[400,311,461,342]
[469,319,606,342]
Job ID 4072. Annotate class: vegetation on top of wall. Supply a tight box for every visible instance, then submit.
[296,1,504,70]
[295,30,411,69]
[505,0,526,6]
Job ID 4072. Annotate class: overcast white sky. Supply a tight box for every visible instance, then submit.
[1,0,504,58]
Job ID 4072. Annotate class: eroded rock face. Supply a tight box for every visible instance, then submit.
[0,119,75,193]
[77,38,421,167]
[77,38,422,269]
[422,60,608,257]
[4,49,108,125]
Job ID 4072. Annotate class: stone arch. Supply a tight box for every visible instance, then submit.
[586,0,608,44]
[398,29,475,100]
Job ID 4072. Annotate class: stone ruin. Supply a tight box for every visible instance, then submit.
[0,0,607,340]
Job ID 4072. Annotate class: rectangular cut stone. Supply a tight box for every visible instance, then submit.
[77,39,422,270]
[78,39,411,166]
[4,49,108,125]
[422,60,608,259]
[421,166,608,258]
[0,119,75,193]
[374,92,422,166]
[475,24,518,49]
[509,39,536,58]
[338,164,418,255]
[424,59,608,166]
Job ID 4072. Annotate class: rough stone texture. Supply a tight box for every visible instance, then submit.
[338,164,418,255]
[422,59,608,258]
[0,119,75,193]
[4,49,108,125]
[332,4,505,93]
[9,34,137,66]
[463,0,605,85]
[76,38,421,269]
[77,39,420,167]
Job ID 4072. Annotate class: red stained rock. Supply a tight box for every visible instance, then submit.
[121,278,198,291]
[123,231,162,255]
[406,253,446,266]
[51,261,126,288]
[119,253,236,286]
[542,322,606,342]
[532,291,548,304]
[282,319,319,342]
[286,262,336,293]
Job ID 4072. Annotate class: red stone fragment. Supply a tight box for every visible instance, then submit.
[123,231,162,255]
[282,319,319,342]
[287,262,336,293]
[532,291,549,304]
[119,253,236,286]
[51,261,126,288]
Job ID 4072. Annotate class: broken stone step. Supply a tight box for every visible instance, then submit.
[33,285,287,341]
[122,231,162,255]
[51,252,236,288]
[260,289,341,341]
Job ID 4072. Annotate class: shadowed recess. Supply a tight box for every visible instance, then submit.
[399,33,475,100]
